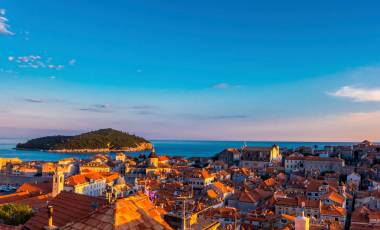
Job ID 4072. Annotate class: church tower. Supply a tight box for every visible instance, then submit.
[52,166,64,197]
[295,202,310,230]
[148,148,159,168]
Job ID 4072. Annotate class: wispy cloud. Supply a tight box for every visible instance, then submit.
[329,86,380,102]
[8,55,66,70]
[22,98,64,104]
[212,82,241,89]
[68,59,76,66]
[93,104,109,109]
[129,105,157,116]
[24,98,45,103]
[0,9,13,35]
[129,105,156,110]
[79,104,112,113]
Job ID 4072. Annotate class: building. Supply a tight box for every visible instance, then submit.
[23,191,107,230]
[239,145,281,169]
[229,188,272,213]
[188,169,215,189]
[64,172,107,197]
[295,212,310,230]
[347,172,361,190]
[275,197,321,220]
[285,155,344,174]
[80,161,111,173]
[115,153,126,162]
[148,148,159,168]
[0,157,22,170]
[60,193,173,230]
[350,206,380,230]
[52,167,64,197]
[218,148,242,166]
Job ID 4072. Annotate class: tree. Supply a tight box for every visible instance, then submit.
[0,203,33,225]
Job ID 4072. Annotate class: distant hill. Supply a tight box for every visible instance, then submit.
[16,128,152,152]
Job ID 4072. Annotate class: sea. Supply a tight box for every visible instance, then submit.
[0,138,359,162]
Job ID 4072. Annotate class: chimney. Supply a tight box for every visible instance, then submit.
[44,205,58,230]
[105,185,114,204]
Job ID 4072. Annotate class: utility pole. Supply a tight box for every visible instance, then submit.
[178,191,193,230]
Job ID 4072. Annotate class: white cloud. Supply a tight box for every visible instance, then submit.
[213,83,229,89]
[212,82,241,89]
[0,9,13,35]
[9,55,65,70]
[68,59,76,66]
[329,86,380,102]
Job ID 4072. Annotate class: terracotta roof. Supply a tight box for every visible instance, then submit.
[207,189,219,199]
[99,172,120,183]
[213,181,233,194]
[243,146,275,151]
[351,206,380,229]
[238,189,272,203]
[0,191,31,205]
[13,194,51,210]
[201,170,212,179]
[81,161,110,168]
[0,224,22,230]
[158,156,170,162]
[325,191,345,206]
[321,205,346,216]
[281,214,296,222]
[286,156,343,162]
[276,197,320,208]
[16,181,52,195]
[66,172,104,186]
[263,178,276,187]
[24,191,106,230]
[64,193,172,230]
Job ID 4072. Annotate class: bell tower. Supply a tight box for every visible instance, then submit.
[148,148,159,168]
[52,166,64,197]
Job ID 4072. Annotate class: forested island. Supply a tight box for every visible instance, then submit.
[16,128,152,153]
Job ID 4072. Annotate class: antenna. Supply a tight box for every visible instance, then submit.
[177,191,193,230]
[301,201,305,217]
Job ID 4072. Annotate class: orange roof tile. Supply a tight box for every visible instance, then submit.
[16,181,52,195]
[321,205,346,217]
[207,189,219,199]
[158,156,170,162]
[281,214,296,222]
[63,193,172,230]
[264,178,276,187]
[24,191,106,230]
[325,191,345,206]
[66,172,104,186]
[0,191,31,205]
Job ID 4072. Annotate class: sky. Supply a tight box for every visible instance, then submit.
[1,1,380,141]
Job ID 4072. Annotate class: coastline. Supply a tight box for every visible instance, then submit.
[15,142,153,154]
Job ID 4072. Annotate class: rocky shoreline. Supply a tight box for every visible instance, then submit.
[18,142,153,153]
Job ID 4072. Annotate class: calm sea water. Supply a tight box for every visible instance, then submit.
[0,138,358,162]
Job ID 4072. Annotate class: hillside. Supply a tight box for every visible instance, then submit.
[16,128,152,152]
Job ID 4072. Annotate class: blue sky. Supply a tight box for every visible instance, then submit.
[1,1,380,141]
